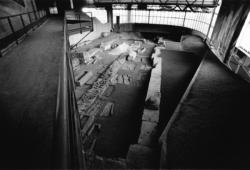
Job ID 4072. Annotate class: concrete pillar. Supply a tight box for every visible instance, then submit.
[116,16,120,33]
[127,4,132,23]
[106,6,113,29]
[70,0,74,9]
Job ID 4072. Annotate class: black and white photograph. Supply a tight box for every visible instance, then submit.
[0,0,250,169]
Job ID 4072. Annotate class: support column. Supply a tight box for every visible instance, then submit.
[127,4,132,23]
[116,16,120,33]
[106,6,113,30]
[206,8,216,42]
[70,0,74,9]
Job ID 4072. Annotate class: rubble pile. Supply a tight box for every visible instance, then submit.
[77,60,121,112]
[71,53,84,71]
[82,48,102,64]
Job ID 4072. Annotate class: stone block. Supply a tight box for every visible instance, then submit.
[126,144,158,168]
[117,75,123,84]
[138,121,158,146]
[128,49,137,60]
[145,93,161,110]
[142,109,159,123]
[99,102,114,117]
[83,48,101,63]
[123,75,130,85]
[101,32,110,37]
[104,158,126,169]
[81,115,95,136]
[72,57,80,68]
[103,85,115,97]
[76,71,93,86]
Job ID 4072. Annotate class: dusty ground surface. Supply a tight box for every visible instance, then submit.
[159,50,202,133]
[166,51,250,168]
[73,32,155,163]
[94,82,150,158]
[0,18,63,168]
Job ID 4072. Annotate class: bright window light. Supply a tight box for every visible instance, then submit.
[81,8,107,23]
[49,7,58,14]
[236,11,250,57]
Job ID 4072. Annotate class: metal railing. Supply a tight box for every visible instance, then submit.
[53,16,86,169]
[0,10,47,56]
[66,11,93,33]
[113,9,215,38]
[65,11,94,49]
[93,0,218,7]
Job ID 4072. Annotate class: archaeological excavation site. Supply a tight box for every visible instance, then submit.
[1,0,250,169]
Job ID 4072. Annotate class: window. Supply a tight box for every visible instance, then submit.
[49,7,58,14]
[82,8,107,23]
[112,3,222,36]
[207,0,222,39]
[236,11,250,57]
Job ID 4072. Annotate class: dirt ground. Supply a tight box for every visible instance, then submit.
[74,32,155,160]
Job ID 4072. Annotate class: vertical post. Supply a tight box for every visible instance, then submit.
[127,10,131,23]
[183,11,186,27]
[79,14,82,34]
[106,6,113,30]
[206,8,216,42]
[31,0,37,20]
[28,12,32,24]
[116,16,120,33]
[91,12,94,32]
[127,4,131,23]
[37,11,40,19]
[70,0,74,9]
[7,17,18,45]
[148,10,151,24]
[28,12,35,30]
[20,15,25,28]
[20,14,27,35]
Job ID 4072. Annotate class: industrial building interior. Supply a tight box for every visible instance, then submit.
[1,0,250,169]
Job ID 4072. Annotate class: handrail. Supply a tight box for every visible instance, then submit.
[53,15,85,169]
[0,10,47,56]
[0,10,43,20]
[69,12,94,49]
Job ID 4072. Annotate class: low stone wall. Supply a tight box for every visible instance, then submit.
[126,46,163,168]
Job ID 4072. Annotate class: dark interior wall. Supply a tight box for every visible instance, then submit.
[0,0,39,40]
[35,0,72,15]
[162,49,250,169]
[0,0,37,16]
[56,0,71,16]
[35,0,55,10]
[116,23,197,41]
[211,0,250,62]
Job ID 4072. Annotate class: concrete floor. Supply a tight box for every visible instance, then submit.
[165,50,250,168]
[159,50,202,133]
[0,17,63,168]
